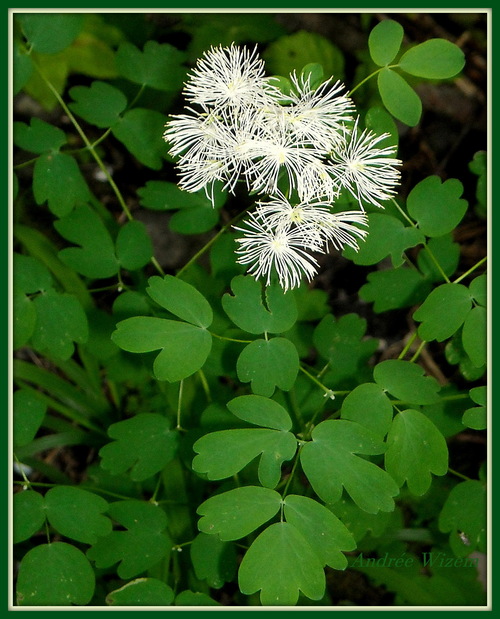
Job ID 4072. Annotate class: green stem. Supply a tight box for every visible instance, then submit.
[347,64,399,97]
[35,66,165,277]
[210,332,253,344]
[299,365,336,400]
[176,380,184,431]
[453,256,487,284]
[448,467,473,482]
[175,207,249,278]
[281,445,303,500]
[398,331,418,360]
[409,340,427,363]
[423,244,451,284]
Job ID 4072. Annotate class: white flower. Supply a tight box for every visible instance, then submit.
[234,213,321,292]
[182,43,278,110]
[243,116,327,201]
[283,72,355,151]
[255,192,369,252]
[328,117,402,209]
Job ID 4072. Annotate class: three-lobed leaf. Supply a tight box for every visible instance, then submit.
[340,382,394,439]
[69,81,128,128]
[226,395,292,431]
[99,413,178,482]
[197,486,282,541]
[193,428,297,488]
[222,275,298,334]
[111,316,212,382]
[238,522,325,606]
[407,176,468,237]
[146,275,213,328]
[343,213,425,267]
[236,337,299,397]
[300,419,399,513]
[87,500,171,579]
[373,359,441,405]
[413,283,472,342]
[190,533,237,589]
[283,494,356,570]
[384,409,449,495]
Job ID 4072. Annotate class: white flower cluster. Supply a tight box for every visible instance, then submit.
[163,43,402,291]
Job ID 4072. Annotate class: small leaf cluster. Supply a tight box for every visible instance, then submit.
[12,12,487,608]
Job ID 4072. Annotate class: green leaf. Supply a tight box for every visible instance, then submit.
[222,275,298,334]
[99,413,178,482]
[226,395,293,431]
[343,213,425,267]
[14,118,67,154]
[17,13,84,54]
[313,314,378,386]
[413,283,472,341]
[193,428,297,488]
[31,289,88,360]
[112,317,212,382]
[44,486,112,544]
[377,68,422,126]
[196,486,282,541]
[417,234,460,282]
[146,275,213,328]
[13,389,47,448]
[236,337,299,397]
[54,204,118,278]
[137,180,226,211]
[300,62,324,89]
[263,30,344,81]
[462,386,487,430]
[469,273,487,307]
[13,252,53,293]
[368,19,404,66]
[399,38,465,79]
[112,108,168,170]
[445,331,486,382]
[407,176,468,237]
[364,106,399,149]
[190,533,237,589]
[13,292,37,349]
[16,542,95,606]
[385,409,448,495]
[340,383,393,439]
[439,481,486,556]
[13,37,34,94]
[238,522,325,606]
[116,221,153,271]
[329,496,394,542]
[116,40,186,91]
[169,205,220,235]
[283,495,356,569]
[174,591,220,606]
[373,359,441,405]
[300,420,399,513]
[13,490,46,543]
[87,500,171,579]
[106,578,175,606]
[462,306,487,368]
[359,267,430,313]
[33,152,91,217]
[69,81,127,128]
